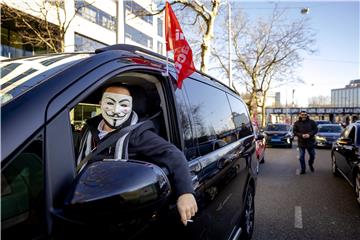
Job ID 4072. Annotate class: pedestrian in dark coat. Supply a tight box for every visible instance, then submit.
[77,84,197,226]
[293,111,318,174]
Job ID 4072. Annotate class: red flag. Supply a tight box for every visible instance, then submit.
[165,2,195,88]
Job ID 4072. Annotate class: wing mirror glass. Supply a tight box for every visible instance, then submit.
[63,160,171,224]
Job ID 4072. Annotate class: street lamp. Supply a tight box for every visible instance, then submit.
[228,1,232,89]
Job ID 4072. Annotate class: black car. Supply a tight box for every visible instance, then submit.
[1,44,257,240]
[331,123,360,205]
[315,124,343,148]
[264,123,293,148]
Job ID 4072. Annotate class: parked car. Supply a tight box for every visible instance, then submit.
[315,124,343,148]
[315,120,331,126]
[264,123,293,148]
[1,44,257,240]
[331,123,360,205]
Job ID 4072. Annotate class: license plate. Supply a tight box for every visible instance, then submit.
[271,138,281,142]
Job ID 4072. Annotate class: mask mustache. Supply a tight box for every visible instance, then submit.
[106,111,127,118]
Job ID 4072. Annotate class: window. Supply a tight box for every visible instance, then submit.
[157,41,163,54]
[74,33,108,52]
[174,89,197,160]
[75,1,116,31]
[184,79,236,156]
[125,1,153,24]
[227,93,252,139]
[1,27,48,58]
[1,136,45,239]
[70,103,101,130]
[125,24,153,49]
[157,18,163,37]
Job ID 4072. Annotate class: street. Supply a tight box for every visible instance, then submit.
[253,146,360,240]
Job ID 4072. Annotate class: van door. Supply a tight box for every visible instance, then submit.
[178,78,254,240]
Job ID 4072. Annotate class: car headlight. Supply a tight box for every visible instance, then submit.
[315,135,326,141]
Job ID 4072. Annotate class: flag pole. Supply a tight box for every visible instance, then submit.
[165,46,169,76]
[162,1,169,77]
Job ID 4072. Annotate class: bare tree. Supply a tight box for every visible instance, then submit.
[212,7,315,126]
[1,0,87,53]
[141,0,223,73]
[308,95,331,107]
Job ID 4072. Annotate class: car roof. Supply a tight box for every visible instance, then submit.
[1,44,241,161]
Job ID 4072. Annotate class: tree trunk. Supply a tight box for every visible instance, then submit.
[200,1,220,73]
[200,17,215,73]
[260,92,268,127]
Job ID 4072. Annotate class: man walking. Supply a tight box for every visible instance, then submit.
[293,111,318,174]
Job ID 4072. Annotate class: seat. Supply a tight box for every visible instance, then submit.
[129,86,166,139]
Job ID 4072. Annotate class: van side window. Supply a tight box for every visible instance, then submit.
[227,94,252,139]
[1,137,45,239]
[183,79,237,156]
[174,89,198,160]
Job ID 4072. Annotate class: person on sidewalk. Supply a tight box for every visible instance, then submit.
[293,111,318,174]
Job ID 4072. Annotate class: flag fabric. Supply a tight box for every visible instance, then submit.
[165,2,195,88]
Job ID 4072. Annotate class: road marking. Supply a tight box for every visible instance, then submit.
[294,206,303,229]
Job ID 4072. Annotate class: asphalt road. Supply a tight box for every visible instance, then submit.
[252,145,360,240]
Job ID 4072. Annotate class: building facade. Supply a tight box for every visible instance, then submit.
[1,0,165,58]
[331,79,360,107]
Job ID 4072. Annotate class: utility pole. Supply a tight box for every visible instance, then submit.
[228,1,232,89]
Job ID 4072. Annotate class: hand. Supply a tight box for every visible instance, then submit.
[302,134,310,139]
[177,193,198,226]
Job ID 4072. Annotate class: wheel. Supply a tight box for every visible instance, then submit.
[240,185,255,240]
[355,172,360,206]
[288,143,292,148]
[331,154,340,176]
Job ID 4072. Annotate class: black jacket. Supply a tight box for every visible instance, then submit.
[78,115,194,198]
[293,117,318,148]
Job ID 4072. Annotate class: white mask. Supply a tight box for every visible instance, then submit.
[100,92,132,128]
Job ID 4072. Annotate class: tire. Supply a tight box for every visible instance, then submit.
[331,154,340,177]
[240,185,255,240]
[355,172,360,206]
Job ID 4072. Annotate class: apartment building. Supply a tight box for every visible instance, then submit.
[331,79,360,107]
[1,0,165,58]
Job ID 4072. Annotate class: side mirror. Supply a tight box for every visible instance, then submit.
[63,160,171,224]
[338,138,352,146]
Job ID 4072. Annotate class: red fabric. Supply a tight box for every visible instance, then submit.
[165,2,195,88]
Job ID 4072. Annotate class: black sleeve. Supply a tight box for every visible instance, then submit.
[309,120,318,137]
[129,128,194,197]
[293,122,302,138]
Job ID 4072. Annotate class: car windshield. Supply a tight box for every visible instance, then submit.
[318,125,342,133]
[316,121,331,125]
[0,54,90,106]
[265,124,289,131]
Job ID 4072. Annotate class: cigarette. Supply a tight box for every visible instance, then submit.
[187,220,193,222]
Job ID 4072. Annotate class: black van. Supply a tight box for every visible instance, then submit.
[1,44,257,240]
